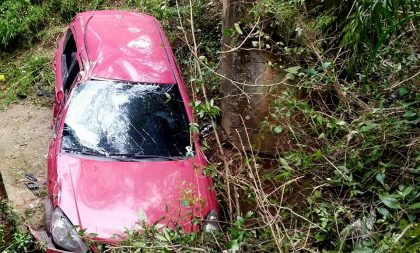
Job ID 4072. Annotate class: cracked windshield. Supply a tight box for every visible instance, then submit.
[62,80,190,157]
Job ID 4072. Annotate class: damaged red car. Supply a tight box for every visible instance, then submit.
[42,10,219,252]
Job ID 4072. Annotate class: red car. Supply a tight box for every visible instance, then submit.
[44,10,219,252]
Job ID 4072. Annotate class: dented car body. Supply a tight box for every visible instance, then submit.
[43,10,219,252]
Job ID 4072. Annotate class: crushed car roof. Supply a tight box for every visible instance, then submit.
[72,10,176,84]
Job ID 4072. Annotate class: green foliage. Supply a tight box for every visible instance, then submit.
[191,99,221,119]
[85,210,256,252]
[315,14,335,30]
[0,0,45,48]
[261,42,419,250]
[48,0,105,21]
[226,211,255,252]
[11,231,33,252]
[244,0,419,71]
[0,200,39,252]
[248,1,420,245]
[132,0,175,26]
[251,0,302,41]
[0,0,125,48]
[341,0,420,64]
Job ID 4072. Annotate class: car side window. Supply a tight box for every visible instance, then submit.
[61,30,80,96]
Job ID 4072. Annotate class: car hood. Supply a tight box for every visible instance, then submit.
[55,153,210,240]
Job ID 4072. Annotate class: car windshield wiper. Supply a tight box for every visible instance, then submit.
[62,147,136,161]
[108,153,184,161]
[62,147,107,157]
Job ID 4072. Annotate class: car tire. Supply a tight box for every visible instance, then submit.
[44,195,53,234]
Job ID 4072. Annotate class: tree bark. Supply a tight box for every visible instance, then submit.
[219,0,286,154]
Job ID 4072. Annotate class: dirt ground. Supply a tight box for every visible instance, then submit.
[0,101,51,228]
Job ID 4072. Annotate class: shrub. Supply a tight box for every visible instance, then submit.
[0,0,45,48]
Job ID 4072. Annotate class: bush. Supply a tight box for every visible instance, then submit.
[0,0,45,48]
[341,0,420,65]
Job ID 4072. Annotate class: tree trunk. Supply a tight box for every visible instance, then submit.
[219,0,286,154]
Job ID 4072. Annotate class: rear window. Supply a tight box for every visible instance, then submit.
[61,80,191,157]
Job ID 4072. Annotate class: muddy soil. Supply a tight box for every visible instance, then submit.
[0,102,51,228]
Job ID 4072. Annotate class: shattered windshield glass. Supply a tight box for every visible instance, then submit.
[61,80,191,158]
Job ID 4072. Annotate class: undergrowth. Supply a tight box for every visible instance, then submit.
[209,0,419,252]
[0,200,43,252]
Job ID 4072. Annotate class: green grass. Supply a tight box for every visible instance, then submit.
[0,50,54,108]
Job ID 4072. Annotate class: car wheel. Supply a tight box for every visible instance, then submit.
[44,195,53,234]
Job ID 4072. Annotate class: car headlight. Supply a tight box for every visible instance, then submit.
[51,207,87,252]
[203,209,219,232]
